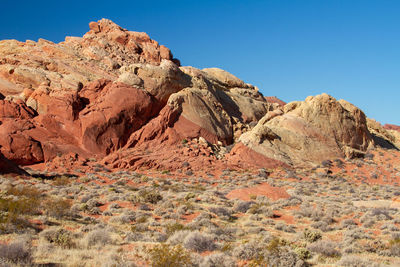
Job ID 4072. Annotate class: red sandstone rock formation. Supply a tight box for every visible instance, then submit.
[0,19,397,174]
[384,124,400,132]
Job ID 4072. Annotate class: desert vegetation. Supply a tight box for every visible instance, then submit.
[0,148,398,266]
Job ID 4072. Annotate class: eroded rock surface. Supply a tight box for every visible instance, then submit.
[0,19,398,173]
[239,94,374,166]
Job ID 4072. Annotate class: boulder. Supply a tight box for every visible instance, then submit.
[239,94,374,166]
[79,80,158,154]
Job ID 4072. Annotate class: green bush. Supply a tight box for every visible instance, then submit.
[42,197,72,219]
[52,176,71,186]
[134,190,162,204]
[294,247,311,260]
[165,222,186,236]
[6,185,41,199]
[147,244,192,267]
[303,228,322,242]
[40,227,75,248]
[0,197,39,232]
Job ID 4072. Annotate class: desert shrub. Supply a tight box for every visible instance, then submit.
[0,197,39,232]
[147,243,192,267]
[337,255,375,267]
[344,228,370,241]
[265,246,305,267]
[247,203,269,215]
[134,190,163,204]
[109,214,135,224]
[40,227,75,248]
[303,228,322,242]
[245,239,304,267]
[208,226,237,242]
[361,208,393,222]
[361,218,376,228]
[165,222,187,236]
[200,252,236,267]
[266,237,287,253]
[340,219,357,229]
[274,222,295,233]
[208,206,232,217]
[86,198,102,209]
[233,200,254,213]
[294,247,311,260]
[183,231,216,252]
[167,230,191,245]
[388,238,400,256]
[52,176,71,186]
[86,229,112,247]
[100,253,137,267]
[131,222,149,233]
[184,192,196,201]
[371,207,393,219]
[232,240,264,260]
[5,185,42,199]
[311,221,333,232]
[0,239,32,265]
[307,240,340,257]
[42,197,72,219]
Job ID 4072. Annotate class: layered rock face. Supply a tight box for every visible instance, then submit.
[0,19,397,173]
[239,94,374,166]
[0,19,274,172]
[369,122,400,149]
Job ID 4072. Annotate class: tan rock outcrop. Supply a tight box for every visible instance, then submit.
[368,120,400,149]
[239,94,374,166]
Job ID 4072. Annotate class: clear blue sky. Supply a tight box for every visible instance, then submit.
[1,0,399,124]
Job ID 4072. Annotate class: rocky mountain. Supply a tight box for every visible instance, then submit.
[0,19,399,174]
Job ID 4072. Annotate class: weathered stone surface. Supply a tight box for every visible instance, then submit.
[368,120,400,149]
[0,119,44,165]
[79,80,158,154]
[0,19,396,174]
[239,94,374,166]
[384,124,400,133]
[120,60,191,104]
[0,99,36,119]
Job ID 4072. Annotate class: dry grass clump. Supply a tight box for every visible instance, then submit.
[307,240,341,257]
[42,197,72,219]
[181,231,217,252]
[337,255,378,267]
[200,252,236,267]
[85,229,113,248]
[0,238,32,266]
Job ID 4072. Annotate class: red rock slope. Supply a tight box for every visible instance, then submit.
[0,19,398,174]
